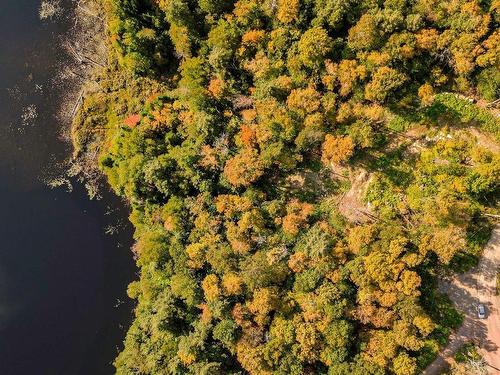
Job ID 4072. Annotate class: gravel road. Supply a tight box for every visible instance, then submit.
[422,226,500,375]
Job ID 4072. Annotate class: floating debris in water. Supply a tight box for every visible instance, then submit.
[6,85,22,100]
[104,224,119,235]
[39,0,62,20]
[85,181,101,200]
[45,176,73,192]
[21,104,38,127]
[105,205,118,215]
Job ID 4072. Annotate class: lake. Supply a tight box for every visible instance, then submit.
[0,1,136,374]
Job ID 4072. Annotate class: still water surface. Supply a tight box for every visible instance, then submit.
[0,1,135,374]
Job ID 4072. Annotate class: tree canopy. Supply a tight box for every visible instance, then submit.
[73,0,500,373]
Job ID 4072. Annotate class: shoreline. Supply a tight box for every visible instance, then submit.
[43,0,109,197]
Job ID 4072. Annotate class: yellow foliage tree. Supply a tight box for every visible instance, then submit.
[222,273,244,295]
[392,352,417,375]
[247,288,279,326]
[321,134,354,166]
[208,77,225,98]
[282,199,314,235]
[185,242,206,269]
[348,14,379,51]
[418,83,434,105]
[337,60,367,96]
[277,0,300,23]
[202,274,221,302]
[224,148,264,187]
[287,87,321,114]
[419,226,465,264]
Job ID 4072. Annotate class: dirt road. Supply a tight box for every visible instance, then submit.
[422,226,500,375]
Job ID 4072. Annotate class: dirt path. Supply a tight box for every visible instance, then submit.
[422,226,500,375]
[338,169,373,223]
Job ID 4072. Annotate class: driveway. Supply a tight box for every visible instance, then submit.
[422,226,500,375]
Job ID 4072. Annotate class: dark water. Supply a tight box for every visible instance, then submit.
[0,1,136,374]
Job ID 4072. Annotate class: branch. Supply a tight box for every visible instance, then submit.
[65,42,106,68]
[77,2,105,21]
[485,98,500,108]
[484,214,500,219]
[71,92,83,118]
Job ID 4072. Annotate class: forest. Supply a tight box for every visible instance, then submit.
[72,0,500,373]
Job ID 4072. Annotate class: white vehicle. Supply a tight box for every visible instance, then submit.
[477,304,486,319]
